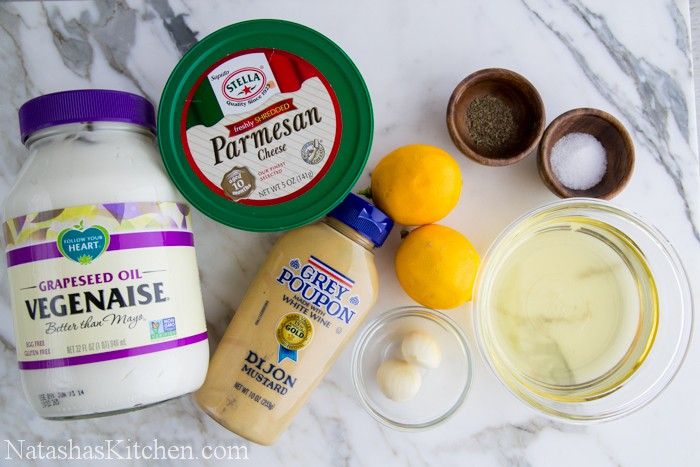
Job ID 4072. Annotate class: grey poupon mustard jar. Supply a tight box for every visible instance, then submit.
[196,194,393,445]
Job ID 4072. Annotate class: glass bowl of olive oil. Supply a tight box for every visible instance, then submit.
[474,199,692,421]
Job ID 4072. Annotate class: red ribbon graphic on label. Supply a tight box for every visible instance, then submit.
[225,98,297,137]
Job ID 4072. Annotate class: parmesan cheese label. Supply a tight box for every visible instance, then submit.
[182,49,342,206]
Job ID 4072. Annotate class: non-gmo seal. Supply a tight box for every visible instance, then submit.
[301,139,326,165]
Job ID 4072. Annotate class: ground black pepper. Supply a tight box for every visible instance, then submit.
[467,95,518,155]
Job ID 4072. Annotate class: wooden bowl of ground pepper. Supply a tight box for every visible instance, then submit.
[447,68,545,166]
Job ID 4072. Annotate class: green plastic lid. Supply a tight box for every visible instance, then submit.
[158,19,373,231]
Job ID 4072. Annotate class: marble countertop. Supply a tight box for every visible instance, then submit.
[0,0,698,465]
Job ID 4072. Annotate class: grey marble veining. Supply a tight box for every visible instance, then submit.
[523,0,699,240]
[145,0,197,54]
[0,1,697,466]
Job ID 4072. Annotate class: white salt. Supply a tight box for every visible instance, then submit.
[550,132,607,190]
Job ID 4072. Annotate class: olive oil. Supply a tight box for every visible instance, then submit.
[486,217,658,401]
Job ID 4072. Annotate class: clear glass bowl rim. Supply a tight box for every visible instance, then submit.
[472,197,694,423]
[351,306,473,431]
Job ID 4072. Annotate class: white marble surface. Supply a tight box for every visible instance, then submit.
[0,0,699,465]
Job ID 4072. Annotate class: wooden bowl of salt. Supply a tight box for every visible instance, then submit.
[538,108,635,200]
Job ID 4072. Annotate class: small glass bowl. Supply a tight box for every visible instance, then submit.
[351,306,472,430]
[474,199,693,422]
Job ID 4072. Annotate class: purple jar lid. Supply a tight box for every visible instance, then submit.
[18,89,156,143]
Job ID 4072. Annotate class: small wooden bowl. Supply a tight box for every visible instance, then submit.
[446,68,545,166]
[538,108,634,199]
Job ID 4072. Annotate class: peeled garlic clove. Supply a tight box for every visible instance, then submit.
[376,359,422,401]
[401,331,442,369]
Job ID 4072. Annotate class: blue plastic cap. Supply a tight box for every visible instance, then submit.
[328,193,394,247]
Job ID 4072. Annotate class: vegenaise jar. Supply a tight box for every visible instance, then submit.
[2,90,209,418]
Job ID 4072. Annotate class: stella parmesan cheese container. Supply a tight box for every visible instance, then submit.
[158,19,374,231]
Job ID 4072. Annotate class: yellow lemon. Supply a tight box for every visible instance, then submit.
[395,224,480,309]
[371,145,462,225]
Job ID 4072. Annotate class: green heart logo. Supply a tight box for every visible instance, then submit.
[57,220,110,265]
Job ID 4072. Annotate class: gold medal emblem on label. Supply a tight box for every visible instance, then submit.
[276,313,313,351]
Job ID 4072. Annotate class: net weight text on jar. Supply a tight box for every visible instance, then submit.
[257,171,313,197]
[234,382,275,411]
[67,338,127,355]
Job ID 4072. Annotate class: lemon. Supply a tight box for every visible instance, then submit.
[371,145,461,225]
[395,224,480,309]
